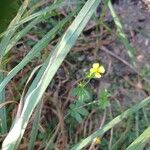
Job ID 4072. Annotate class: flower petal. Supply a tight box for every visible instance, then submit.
[93,63,99,69]
[90,68,96,73]
[94,137,101,144]
[99,66,105,73]
[95,73,101,78]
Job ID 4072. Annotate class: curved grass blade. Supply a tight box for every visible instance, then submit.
[28,100,43,150]
[108,0,136,67]
[0,1,30,131]
[2,0,101,149]
[0,0,64,39]
[126,126,150,150]
[0,73,7,134]
[0,0,30,59]
[0,0,65,56]
[0,12,76,94]
[5,17,41,54]
[0,0,30,135]
[0,101,18,109]
[20,0,64,25]
[71,96,150,150]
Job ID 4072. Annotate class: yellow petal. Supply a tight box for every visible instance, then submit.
[94,137,101,144]
[98,66,105,73]
[93,63,99,69]
[95,73,101,78]
[90,68,96,73]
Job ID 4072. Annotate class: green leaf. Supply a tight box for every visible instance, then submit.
[77,107,89,116]
[72,85,91,102]
[74,112,83,123]
[70,111,83,123]
[69,102,89,123]
[98,89,110,109]
[69,103,76,109]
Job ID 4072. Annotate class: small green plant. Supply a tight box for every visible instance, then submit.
[69,63,107,123]
[69,83,91,123]
[98,89,110,109]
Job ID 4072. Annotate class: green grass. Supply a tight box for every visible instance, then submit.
[0,0,150,149]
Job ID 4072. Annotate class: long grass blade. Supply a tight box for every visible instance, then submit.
[5,17,41,54]
[0,0,64,39]
[0,0,30,58]
[20,0,64,25]
[108,0,136,67]
[0,12,76,94]
[126,126,150,150]
[0,1,30,134]
[2,0,101,149]
[28,100,43,150]
[0,72,7,134]
[5,0,65,55]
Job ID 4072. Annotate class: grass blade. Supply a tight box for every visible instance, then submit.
[4,17,41,54]
[0,0,30,58]
[20,0,64,25]
[0,12,76,94]
[28,100,43,150]
[0,72,7,134]
[0,1,30,134]
[108,0,136,67]
[4,0,65,55]
[126,126,150,150]
[0,0,64,39]
[2,0,101,149]
[0,0,30,136]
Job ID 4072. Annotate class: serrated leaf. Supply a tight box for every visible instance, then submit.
[98,89,110,109]
[69,103,76,109]
[69,102,89,122]
[71,86,81,97]
[78,88,91,102]
[72,86,91,102]
[77,107,89,116]
[74,112,83,123]
[70,110,83,123]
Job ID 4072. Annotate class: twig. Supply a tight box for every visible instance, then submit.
[101,46,137,73]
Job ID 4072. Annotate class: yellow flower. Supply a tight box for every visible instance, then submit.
[94,137,102,144]
[90,63,105,78]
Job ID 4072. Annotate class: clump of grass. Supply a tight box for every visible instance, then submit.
[0,0,150,149]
